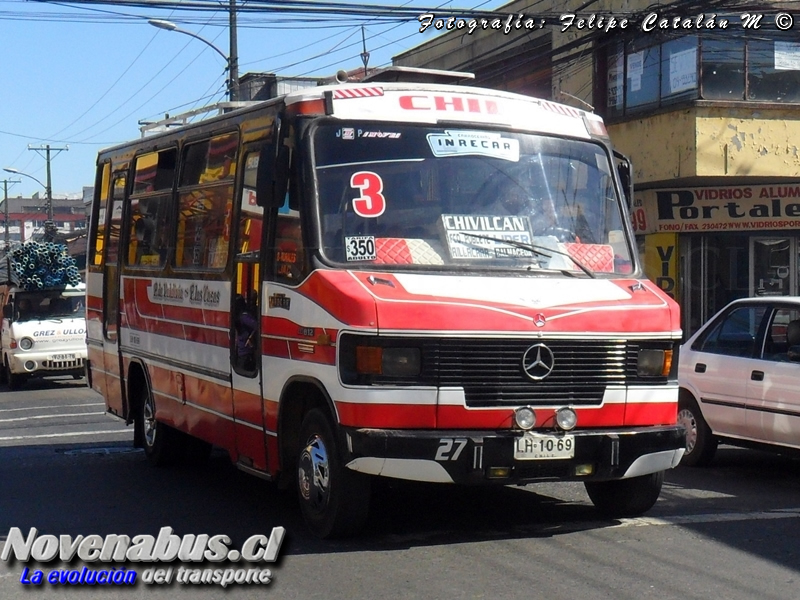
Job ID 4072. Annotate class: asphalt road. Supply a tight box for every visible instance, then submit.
[1,379,799,599]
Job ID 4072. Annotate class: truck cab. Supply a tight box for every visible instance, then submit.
[0,283,88,389]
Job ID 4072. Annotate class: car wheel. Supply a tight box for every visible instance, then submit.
[137,383,178,466]
[585,471,664,518]
[297,408,370,539]
[677,396,717,467]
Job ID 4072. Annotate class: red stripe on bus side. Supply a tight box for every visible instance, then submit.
[624,401,678,427]
[335,401,436,428]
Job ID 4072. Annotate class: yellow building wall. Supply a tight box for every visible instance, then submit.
[609,107,800,185]
[608,112,698,184]
[695,108,800,178]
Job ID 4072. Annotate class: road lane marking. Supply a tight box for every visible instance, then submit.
[0,412,108,423]
[0,403,105,413]
[613,509,800,528]
[0,429,130,442]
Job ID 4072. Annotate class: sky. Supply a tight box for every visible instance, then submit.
[0,0,507,202]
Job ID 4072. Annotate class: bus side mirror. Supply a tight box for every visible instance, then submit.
[614,150,633,209]
[2,305,11,319]
[256,124,291,209]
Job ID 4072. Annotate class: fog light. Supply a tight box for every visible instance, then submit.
[487,467,511,479]
[514,407,536,430]
[574,463,594,476]
[555,407,577,431]
[24,360,36,371]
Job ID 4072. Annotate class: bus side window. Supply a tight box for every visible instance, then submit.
[175,133,238,270]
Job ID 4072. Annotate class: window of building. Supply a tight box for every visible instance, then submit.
[661,36,698,102]
[606,42,624,119]
[602,33,800,118]
[625,42,660,111]
[748,40,800,103]
[701,38,745,100]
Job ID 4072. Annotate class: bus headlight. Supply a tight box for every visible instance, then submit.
[356,346,421,377]
[19,337,34,350]
[637,348,673,377]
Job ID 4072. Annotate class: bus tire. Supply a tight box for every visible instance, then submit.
[177,431,213,464]
[137,383,177,467]
[584,470,664,518]
[0,356,6,385]
[297,409,370,539]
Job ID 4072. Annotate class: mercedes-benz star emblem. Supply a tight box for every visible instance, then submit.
[522,344,555,380]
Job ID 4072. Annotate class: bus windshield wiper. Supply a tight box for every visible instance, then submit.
[459,232,596,278]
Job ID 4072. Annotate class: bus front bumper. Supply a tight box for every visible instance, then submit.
[343,425,686,485]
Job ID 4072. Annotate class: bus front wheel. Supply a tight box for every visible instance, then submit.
[584,470,664,518]
[297,409,370,539]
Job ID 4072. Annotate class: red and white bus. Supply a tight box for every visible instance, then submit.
[87,69,685,538]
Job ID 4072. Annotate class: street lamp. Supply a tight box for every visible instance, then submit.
[3,167,55,241]
[148,18,239,101]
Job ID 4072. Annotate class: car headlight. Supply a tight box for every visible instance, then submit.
[19,337,34,350]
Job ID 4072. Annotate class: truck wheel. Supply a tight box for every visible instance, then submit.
[297,409,370,538]
[677,396,717,467]
[5,359,24,391]
[585,471,664,518]
[137,383,177,466]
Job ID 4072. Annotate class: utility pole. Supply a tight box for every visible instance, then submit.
[28,144,68,241]
[229,0,240,101]
[2,178,21,252]
[360,25,370,79]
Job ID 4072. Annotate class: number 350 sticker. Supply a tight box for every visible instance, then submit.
[345,236,377,261]
[350,171,386,217]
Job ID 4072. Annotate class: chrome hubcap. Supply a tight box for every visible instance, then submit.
[298,434,330,512]
[677,408,697,454]
[143,394,157,448]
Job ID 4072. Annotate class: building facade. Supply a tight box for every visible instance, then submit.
[395,1,800,337]
[0,194,88,251]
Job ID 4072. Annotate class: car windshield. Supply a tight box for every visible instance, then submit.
[313,122,633,275]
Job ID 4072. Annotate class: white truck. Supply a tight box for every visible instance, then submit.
[0,283,88,389]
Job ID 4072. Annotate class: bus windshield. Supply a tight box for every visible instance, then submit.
[313,122,633,275]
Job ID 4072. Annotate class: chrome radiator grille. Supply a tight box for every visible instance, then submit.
[429,339,631,407]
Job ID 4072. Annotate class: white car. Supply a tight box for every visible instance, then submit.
[678,296,800,466]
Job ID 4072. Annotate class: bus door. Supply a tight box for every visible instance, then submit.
[230,149,268,473]
[101,172,127,416]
